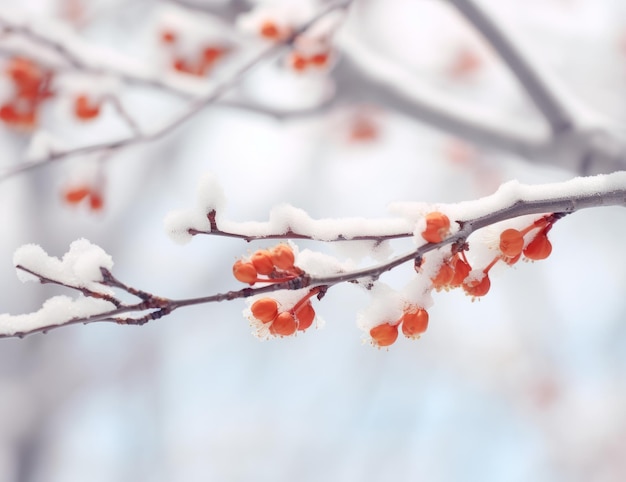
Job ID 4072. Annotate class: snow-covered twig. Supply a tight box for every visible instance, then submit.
[337,0,626,175]
[4,172,625,340]
[172,172,626,246]
[0,12,205,97]
[0,0,353,182]
[186,207,414,243]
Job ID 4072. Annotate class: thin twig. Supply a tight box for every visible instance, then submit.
[188,227,412,243]
[105,95,143,136]
[15,265,122,307]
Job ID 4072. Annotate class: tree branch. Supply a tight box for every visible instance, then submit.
[3,172,625,339]
[336,32,626,175]
[0,0,353,182]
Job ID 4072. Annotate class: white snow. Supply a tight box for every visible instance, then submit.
[391,172,626,224]
[356,282,405,333]
[295,248,352,277]
[165,172,415,243]
[0,296,115,337]
[24,131,64,162]
[164,172,225,244]
[13,239,114,295]
[167,171,626,251]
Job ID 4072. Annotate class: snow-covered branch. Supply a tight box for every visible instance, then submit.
[3,172,625,341]
[0,0,353,180]
[336,0,626,175]
[1,0,624,184]
[1,0,625,343]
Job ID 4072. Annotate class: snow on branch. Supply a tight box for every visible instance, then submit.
[3,172,625,342]
[1,0,624,188]
[14,239,114,295]
[0,0,353,181]
[336,0,626,175]
[0,7,224,96]
[166,172,626,244]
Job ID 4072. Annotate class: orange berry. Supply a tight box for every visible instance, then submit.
[422,212,450,243]
[463,273,491,297]
[173,58,198,75]
[370,323,399,347]
[251,298,279,323]
[349,118,378,142]
[450,255,471,287]
[310,52,329,66]
[0,104,36,128]
[431,261,454,290]
[233,260,258,284]
[0,104,19,124]
[523,232,552,260]
[290,53,308,71]
[270,244,295,270]
[251,250,274,275]
[160,30,177,44]
[202,46,224,63]
[89,192,104,211]
[64,186,90,204]
[401,308,429,339]
[260,21,281,39]
[7,58,42,98]
[270,311,297,336]
[499,228,524,258]
[74,95,100,120]
[7,58,34,81]
[295,302,315,331]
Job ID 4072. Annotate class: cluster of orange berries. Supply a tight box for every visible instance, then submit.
[422,212,556,300]
[368,212,557,348]
[250,289,318,337]
[0,57,104,129]
[257,20,332,73]
[233,244,319,337]
[258,20,292,42]
[287,50,331,72]
[369,307,429,347]
[62,184,104,211]
[0,57,54,130]
[232,244,301,285]
[160,29,228,77]
[232,213,558,347]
